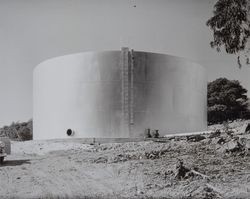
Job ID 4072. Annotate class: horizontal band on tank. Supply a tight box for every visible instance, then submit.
[34,50,202,71]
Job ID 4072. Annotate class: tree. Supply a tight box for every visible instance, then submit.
[208,78,249,124]
[206,0,250,67]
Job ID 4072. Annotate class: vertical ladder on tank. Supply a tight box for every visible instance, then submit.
[121,47,135,136]
[129,49,134,133]
[121,47,130,135]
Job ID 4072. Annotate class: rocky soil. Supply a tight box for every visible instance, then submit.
[1,120,250,198]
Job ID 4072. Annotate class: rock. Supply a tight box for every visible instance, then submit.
[217,137,226,145]
[209,130,221,138]
[226,140,240,152]
[239,122,250,134]
[187,134,206,142]
[238,137,250,154]
[189,184,222,199]
[244,139,250,149]
[238,134,250,140]
[225,137,248,153]
[113,154,128,163]
[93,157,108,163]
[209,137,220,145]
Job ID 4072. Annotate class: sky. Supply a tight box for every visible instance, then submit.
[0,0,250,126]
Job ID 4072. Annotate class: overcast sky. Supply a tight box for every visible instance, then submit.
[0,0,250,126]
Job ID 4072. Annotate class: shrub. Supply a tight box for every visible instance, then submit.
[0,119,33,141]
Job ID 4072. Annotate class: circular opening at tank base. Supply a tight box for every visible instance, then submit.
[66,129,73,136]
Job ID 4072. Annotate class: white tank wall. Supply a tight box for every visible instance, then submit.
[33,50,207,139]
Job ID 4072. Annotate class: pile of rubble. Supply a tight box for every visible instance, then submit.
[183,121,250,156]
[210,123,250,155]
[92,121,250,165]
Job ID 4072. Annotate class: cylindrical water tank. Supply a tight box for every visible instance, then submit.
[33,48,207,139]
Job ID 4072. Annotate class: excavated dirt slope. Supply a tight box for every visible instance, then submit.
[0,120,250,198]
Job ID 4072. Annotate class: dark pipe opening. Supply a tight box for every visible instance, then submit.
[66,129,73,136]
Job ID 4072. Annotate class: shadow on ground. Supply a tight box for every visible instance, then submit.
[0,159,30,167]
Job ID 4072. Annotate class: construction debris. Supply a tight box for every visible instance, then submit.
[145,148,168,160]
[151,130,160,138]
[175,159,209,180]
[175,159,191,179]
[144,128,151,138]
[144,128,160,138]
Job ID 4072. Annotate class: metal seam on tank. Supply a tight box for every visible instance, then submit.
[120,50,124,133]
[124,48,128,127]
[130,49,134,127]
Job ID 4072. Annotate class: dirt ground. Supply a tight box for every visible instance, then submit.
[1,120,250,198]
